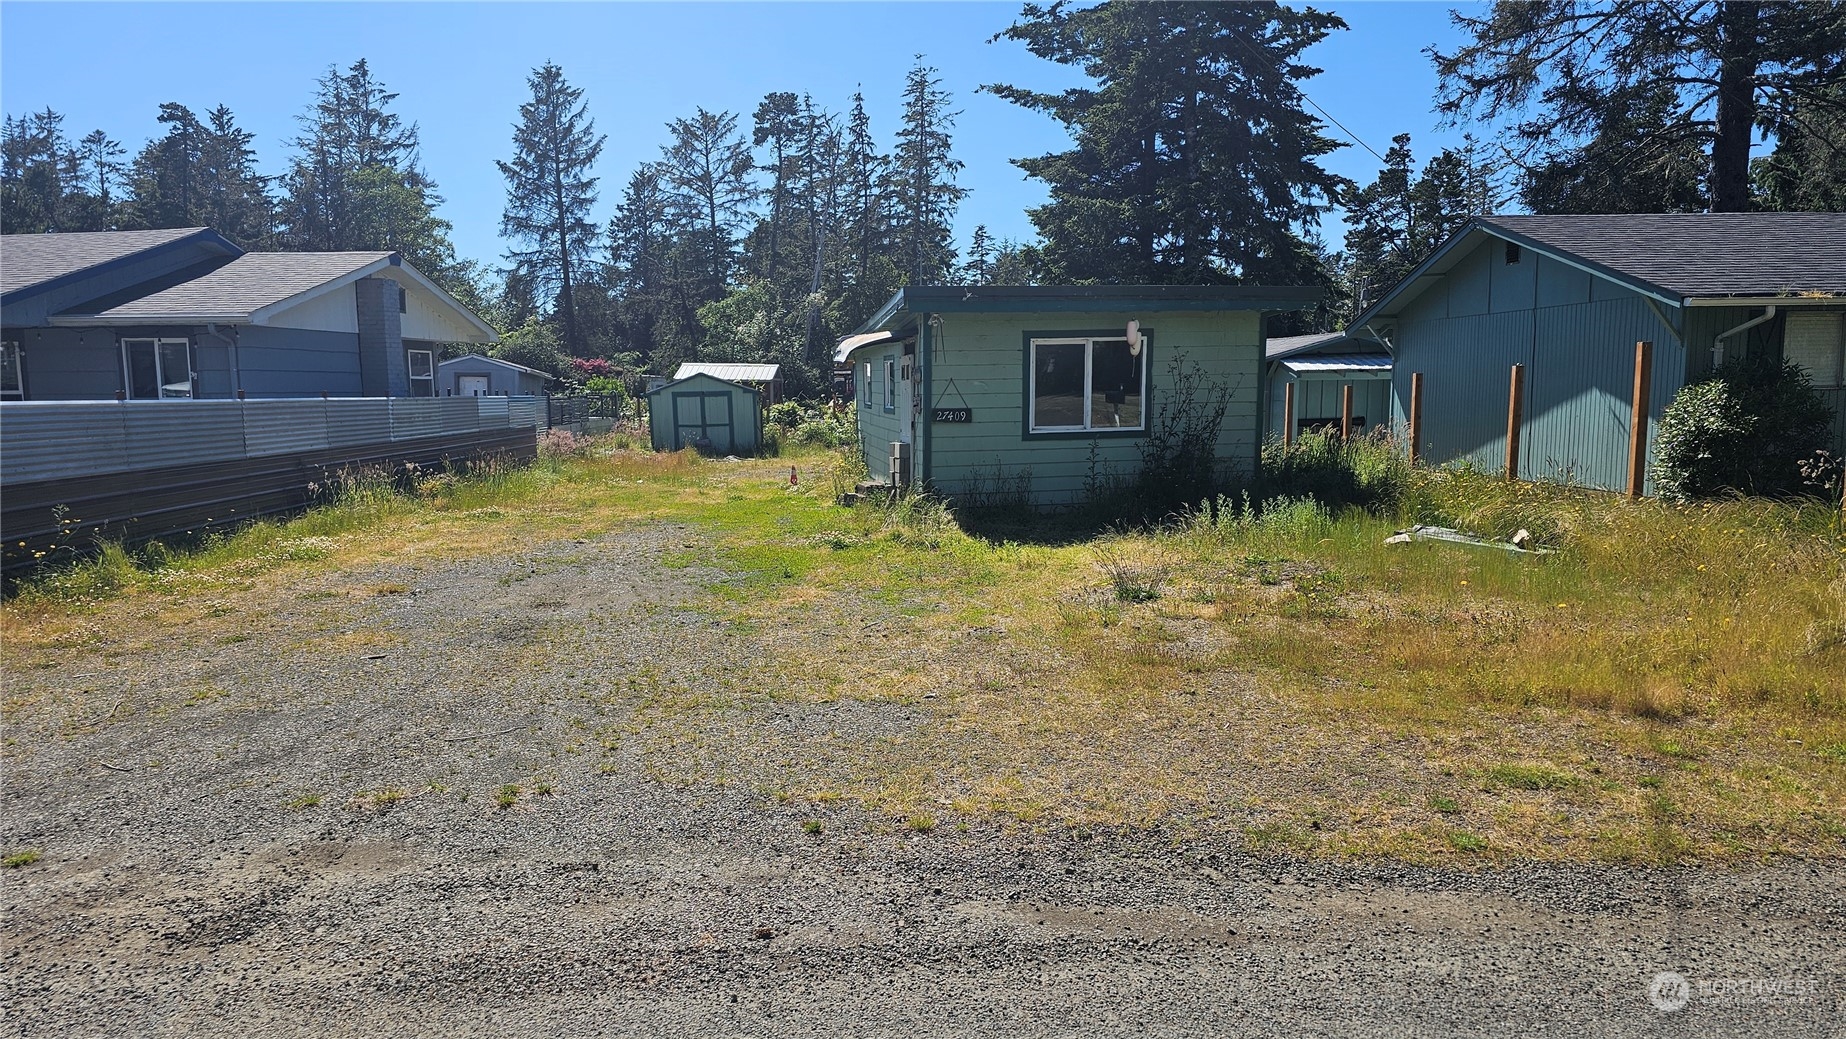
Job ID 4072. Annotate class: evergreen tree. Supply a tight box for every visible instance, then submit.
[124,103,207,231]
[841,90,891,289]
[198,106,274,245]
[962,224,995,283]
[752,91,801,284]
[1343,133,1501,317]
[608,163,681,365]
[659,107,756,300]
[281,60,456,277]
[1433,0,1846,213]
[498,62,607,356]
[76,130,125,217]
[987,1,1347,286]
[1753,80,1846,212]
[1519,83,1710,214]
[889,59,966,285]
[1,109,78,233]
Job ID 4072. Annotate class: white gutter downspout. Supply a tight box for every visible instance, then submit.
[1712,305,1775,368]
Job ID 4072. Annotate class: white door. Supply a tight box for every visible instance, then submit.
[459,376,490,397]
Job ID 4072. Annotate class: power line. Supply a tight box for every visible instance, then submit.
[1226,31,1390,165]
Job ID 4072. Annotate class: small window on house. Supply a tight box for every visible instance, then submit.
[122,338,192,399]
[1028,336,1145,433]
[1785,311,1845,388]
[883,356,897,413]
[860,361,871,407]
[398,284,408,314]
[407,348,434,397]
[1505,243,1521,265]
[1,341,22,400]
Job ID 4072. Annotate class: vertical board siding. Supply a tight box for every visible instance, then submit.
[1391,236,1695,493]
[918,310,1261,505]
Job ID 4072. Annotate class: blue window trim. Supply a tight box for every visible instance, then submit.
[1019,328,1151,441]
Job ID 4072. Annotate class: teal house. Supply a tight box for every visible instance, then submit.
[836,285,1320,506]
[645,371,764,454]
[1351,213,1846,493]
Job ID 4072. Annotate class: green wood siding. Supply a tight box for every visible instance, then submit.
[916,309,1262,506]
[646,373,761,453]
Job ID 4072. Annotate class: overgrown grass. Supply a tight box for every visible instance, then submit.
[6,437,1843,865]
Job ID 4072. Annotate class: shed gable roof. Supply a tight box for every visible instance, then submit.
[674,362,780,382]
[646,372,760,398]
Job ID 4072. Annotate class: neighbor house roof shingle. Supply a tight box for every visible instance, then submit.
[1481,213,1846,299]
[0,227,222,299]
[57,251,394,323]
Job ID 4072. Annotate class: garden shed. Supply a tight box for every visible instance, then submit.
[436,354,552,396]
[1351,213,1846,494]
[646,372,763,455]
[1264,332,1392,439]
[672,362,782,405]
[835,284,1320,506]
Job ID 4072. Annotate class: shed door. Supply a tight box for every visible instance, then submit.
[459,375,490,397]
[672,391,734,453]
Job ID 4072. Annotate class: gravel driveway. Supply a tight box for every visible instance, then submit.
[2,527,1839,1037]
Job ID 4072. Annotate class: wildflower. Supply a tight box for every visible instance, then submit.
[1459,580,1469,586]
[1556,603,1567,609]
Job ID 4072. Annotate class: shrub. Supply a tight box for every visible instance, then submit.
[1655,356,1835,500]
[1260,430,1409,514]
[767,400,807,430]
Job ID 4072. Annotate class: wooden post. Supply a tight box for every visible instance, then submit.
[1283,381,1296,448]
[1505,363,1525,481]
[1627,341,1654,499]
[1341,384,1355,441]
[1408,372,1424,467]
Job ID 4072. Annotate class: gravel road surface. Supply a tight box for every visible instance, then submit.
[3,529,1839,1036]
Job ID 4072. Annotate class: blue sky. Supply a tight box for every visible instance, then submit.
[1,1,1482,268]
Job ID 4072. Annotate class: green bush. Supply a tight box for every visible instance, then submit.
[1655,356,1835,500]
[767,400,807,430]
[1260,430,1409,514]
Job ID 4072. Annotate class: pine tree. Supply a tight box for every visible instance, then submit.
[1753,80,1846,212]
[282,60,455,276]
[659,107,756,300]
[889,59,966,285]
[1433,0,1846,213]
[962,224,994,283]
[987,1,1347,285]
[1342,133,1500,321]
[841,90,890,288]
[498,62,607,356]
[0,109,74,233]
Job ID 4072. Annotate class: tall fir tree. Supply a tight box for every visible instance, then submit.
[498,62,607,356]
[889,59,966,285]
[1342,134,1500,321]
[1433,0,1846,213]
[986,1,1347,287]
[659,107,756,301]
[281,60,455,278]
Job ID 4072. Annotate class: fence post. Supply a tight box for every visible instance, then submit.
[1505,363,1525,481]
[1627,340,1654,498]
[1341,384,1355,441]
[1408,372,1424,467]
[1283,382,1296,448]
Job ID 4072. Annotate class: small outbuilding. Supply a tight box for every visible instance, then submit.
[436,354,552,397]
[1265,332,1392,439]
[835,284,1320,507]
[646,372,763,454]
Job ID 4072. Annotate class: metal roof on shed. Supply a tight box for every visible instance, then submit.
[673,363,780,382]
[1280,354,1393,373]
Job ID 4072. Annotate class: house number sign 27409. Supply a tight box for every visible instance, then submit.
[932,408,973,423]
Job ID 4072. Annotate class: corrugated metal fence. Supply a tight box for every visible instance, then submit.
[1,397,542,571]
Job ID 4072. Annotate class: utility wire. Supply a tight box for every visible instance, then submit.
[1227,31,1390,165]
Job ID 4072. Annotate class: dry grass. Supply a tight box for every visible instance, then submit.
[5,445,1843,865]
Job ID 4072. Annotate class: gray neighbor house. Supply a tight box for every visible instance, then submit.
[1,227,498,402]
[1350,213,1846,494]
